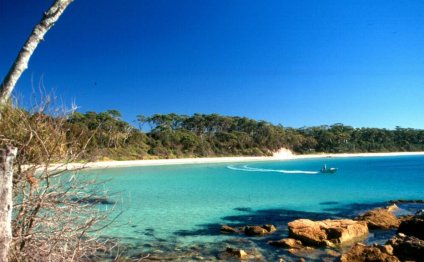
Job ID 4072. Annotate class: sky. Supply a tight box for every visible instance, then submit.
[1,0,424,129]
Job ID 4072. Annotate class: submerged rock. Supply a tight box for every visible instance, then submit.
[387,233,424,261]
[225,247,248,259]
[70,196,115,205]
[288,219,368,247]
[340,243,400,262]
[397,210,424,240]
[356,208,399,229]
[220,246,265,261]
[243,224,277,236]
[268,237,316,259]
[268,238,304,249]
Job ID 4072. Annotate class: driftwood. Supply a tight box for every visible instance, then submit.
[0,146,17,262]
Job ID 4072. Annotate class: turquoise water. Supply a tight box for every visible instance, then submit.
[83,155,424,259]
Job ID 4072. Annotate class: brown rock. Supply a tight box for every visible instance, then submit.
[244,226,268,236]
[220,225,238,234]
[226,247,248,258]
[244,224,277,236]
[378,244,393,255]
[385,204,399,213]
[340,243,400,262]
[262,224,277,233]
[222,247,265,261]
[387,233,424,261]
[269,238,303,249]
[356,208,399,229]
[397,210,424,240]
[288,219,368,247]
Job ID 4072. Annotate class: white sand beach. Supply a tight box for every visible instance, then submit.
[56,149,424,171]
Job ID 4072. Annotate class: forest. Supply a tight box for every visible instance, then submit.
[63,110,424,160]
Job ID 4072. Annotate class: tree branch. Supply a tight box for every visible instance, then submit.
[0,0,73,107]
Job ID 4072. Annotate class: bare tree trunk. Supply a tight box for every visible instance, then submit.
[0,0,73,106]
[0,146,17,262]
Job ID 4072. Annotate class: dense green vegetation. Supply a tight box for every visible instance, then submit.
[65,111,424,160]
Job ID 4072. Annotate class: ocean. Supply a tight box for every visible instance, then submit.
[82,155,424,260]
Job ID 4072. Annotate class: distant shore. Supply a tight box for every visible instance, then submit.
[55,151,424,171]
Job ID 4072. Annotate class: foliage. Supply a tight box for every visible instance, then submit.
[0,105,114,261]
[61,112,424,160]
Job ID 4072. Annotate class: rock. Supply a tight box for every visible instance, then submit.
[387,233,424,261]
[288,219,368,247]
[379,244,393,255]
[262,224,277,233]
[269,238,303,249]
[287,247,314,255]
[226,247,248,258]
[269,237,315,258]
[385,204,399,212]
[244,226,268,236]
[221,247,265,261]
[340,243,400,262]
[398,214,413,224]
[356,208,399,229]
[243,224,277,236]
[397,210,424,240]
[220,225,238,234]
[389,199,424,204]
[325,249,340,257]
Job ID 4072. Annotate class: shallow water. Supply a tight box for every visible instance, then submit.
[83,155,424,260]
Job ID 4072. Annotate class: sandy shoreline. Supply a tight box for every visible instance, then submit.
[56,151,424,171]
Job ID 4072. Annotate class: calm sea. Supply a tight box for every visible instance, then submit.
[83,155,424,260]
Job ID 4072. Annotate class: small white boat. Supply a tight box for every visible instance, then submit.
[320,164,337,174]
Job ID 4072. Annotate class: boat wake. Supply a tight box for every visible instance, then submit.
[227,165,319,174]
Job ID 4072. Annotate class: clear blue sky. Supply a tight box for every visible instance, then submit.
[1,0,424,129]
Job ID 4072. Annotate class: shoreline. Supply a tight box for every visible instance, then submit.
[59,151,424,171]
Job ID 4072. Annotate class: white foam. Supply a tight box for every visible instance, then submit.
[227,165,319,174]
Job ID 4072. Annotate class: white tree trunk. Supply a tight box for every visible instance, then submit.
[0,146,17,262]
[0,0,73,106]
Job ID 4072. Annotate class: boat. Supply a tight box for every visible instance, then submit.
[320,164,337,174]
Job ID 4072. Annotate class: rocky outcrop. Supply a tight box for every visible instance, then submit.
[387,233,424,261]
[243,224,277,236]
[340,243,399,262]
[220,225,239,234]
[389,199,424,204]
[397,210,424,240]
[288,219,368,247]
[356,208,399,229]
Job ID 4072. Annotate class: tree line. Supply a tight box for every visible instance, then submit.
[66,111,424,160]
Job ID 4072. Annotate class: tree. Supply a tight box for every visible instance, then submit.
[0,146,17,262]
[0,1,73,260]
[0,0,73,107]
